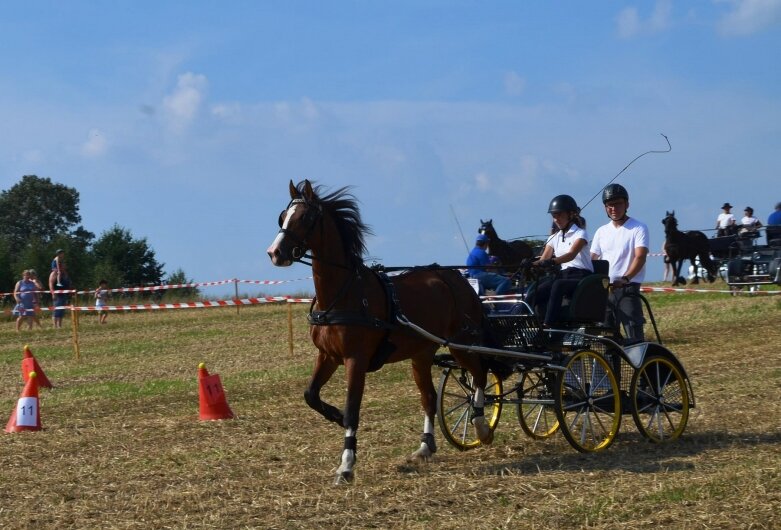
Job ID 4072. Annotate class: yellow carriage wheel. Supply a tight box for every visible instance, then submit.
[630,356,690,443]
[437,367,502,451]
[554,349,621,453]
[517,370,559,439]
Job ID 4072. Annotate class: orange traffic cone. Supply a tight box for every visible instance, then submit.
[22,345,53,389]
[198,363,235,421]
[5,371,42,433]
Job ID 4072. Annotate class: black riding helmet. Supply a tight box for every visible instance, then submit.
[547,194,580,214]
[602,184,629,203]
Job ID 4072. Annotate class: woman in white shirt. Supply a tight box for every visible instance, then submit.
[532,195,593,327]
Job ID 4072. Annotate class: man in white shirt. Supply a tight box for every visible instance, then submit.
[715,202,736,237]
[590,184,649,342]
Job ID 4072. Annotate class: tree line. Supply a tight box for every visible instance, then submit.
[0,175,196,299]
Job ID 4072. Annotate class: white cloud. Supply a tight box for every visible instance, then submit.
[718,0,781,35]
[504,71,526,97]
[617,1,672,38]
[474,171,491,191]
[273,97,323,133]
[81,128,107,157]
[650,0,673,31]
[617,7,641,38]
[163,72,208,132]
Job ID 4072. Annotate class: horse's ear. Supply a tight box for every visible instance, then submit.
[289,180,299,199]
[672,210,675,216]
[302,179,315,201]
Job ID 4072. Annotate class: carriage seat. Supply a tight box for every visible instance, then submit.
[767,225,781,248]
[559,260,610,324]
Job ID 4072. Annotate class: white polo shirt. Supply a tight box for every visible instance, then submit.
[547,224,593,272]
[590,217,649,283]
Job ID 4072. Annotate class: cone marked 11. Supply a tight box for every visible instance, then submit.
[198,363,235,421]
[5,371,42,433]
[22,345,53,389]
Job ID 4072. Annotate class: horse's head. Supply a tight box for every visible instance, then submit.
[662,211,678,231]
[267,179,323,266]
[267,179,369,267]
[479,219,496,238]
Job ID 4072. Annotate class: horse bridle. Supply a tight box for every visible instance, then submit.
[277,197,322,261]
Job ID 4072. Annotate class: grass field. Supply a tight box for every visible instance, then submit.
[1,289,779,529]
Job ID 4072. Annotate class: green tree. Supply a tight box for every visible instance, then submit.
[164,268,200,301]
[0,175,92,254]
[91,225,164,289]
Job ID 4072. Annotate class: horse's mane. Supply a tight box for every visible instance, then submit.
[296,181,372,262]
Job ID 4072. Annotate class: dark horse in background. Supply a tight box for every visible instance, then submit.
[267,180,493,484]
[662,211,717,286]
[478,219,534,273]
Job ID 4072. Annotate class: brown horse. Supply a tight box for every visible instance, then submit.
[479,219,534,272]
[267,180,492,484]
[662,211,717,286]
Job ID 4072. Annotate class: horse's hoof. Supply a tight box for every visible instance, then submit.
[334,471,354,485]
[408,442,434,462]
[472,416,494,445]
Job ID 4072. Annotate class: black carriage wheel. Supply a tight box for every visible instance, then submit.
[516,370,559,439]
[554,349,622,453]
[630,355,690,443]
[436,367,502,451]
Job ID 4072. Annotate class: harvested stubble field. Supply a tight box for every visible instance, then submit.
[1,290,779,529]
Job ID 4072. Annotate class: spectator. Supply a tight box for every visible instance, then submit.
[531,195,593,327]
[715,203,736,237]
[49,266,71,329]
[27,269,44,329]
[13,270,37,332]
[95,279,110,324]
[51,249,66,287]
[591,184,649,342]
[662,244,673,282]
[466,234,510,296]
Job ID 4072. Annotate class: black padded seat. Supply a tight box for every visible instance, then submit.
[560,260,610,323]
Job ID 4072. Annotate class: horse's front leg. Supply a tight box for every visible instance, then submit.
[674,260,686,286]
[335,355,369,485]
[304,351,343,425]
[408,355,438,462]
[690,259,701,284]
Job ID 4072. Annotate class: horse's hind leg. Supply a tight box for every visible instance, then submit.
[408,354,438,462]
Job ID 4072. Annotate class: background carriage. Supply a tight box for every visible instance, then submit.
[709,228,781,291]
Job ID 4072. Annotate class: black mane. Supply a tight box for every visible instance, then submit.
[296,180,372,262]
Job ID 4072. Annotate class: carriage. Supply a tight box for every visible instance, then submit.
[421,262,695,453]
[709,228,781,290]
[268,179,695,483]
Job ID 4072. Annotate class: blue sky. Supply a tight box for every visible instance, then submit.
[1,1,779,295]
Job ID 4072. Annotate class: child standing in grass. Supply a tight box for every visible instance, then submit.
[95,279,109,324]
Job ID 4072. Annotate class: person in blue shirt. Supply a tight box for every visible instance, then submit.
[466,234,510,296]
[767,202,781,245]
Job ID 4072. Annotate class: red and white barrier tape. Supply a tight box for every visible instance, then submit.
[0,276,314,298]
[640,286,780,295]
[2,296,316,315]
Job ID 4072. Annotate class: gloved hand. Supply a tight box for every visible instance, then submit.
[536,258,554,269]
